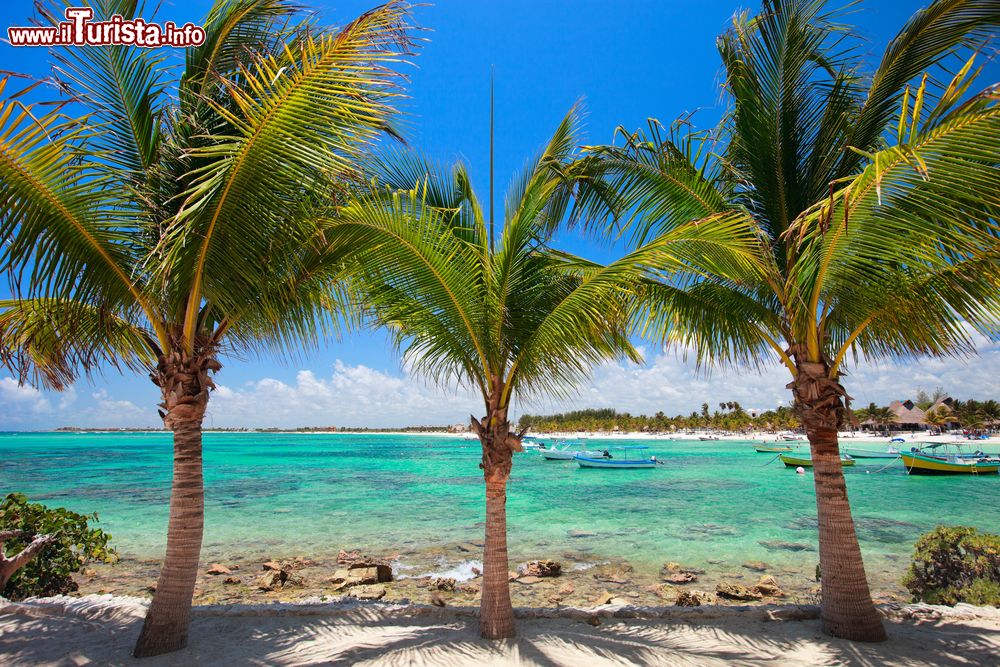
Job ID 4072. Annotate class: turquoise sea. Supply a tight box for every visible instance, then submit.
[2,431,998,589]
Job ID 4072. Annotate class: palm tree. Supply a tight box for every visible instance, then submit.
[330,108,758,638]
[981,400,1000,433]
[0,0,414,656]
[584,0,1000,641]
[924,407,948,434]
[855,402,876,431]
[873,407,896,437]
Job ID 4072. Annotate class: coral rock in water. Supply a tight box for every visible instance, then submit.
[519,560,562,577]
[716,581,763,601]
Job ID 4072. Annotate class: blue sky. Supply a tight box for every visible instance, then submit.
[1,1,998,429]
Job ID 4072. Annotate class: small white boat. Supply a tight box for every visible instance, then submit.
[541,448,607,461]
[521,437,547,451]
[575,446,659,469]
[698,436,719,441]
[779,434,806,442]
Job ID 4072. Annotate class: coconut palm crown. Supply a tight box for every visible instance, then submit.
[582,0,1000,642]
[0,0,416,656]
[328,106,763,638]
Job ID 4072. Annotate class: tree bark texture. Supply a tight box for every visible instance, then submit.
[133,347,219,658]
[789,349,887,642]
[470,383,524,640]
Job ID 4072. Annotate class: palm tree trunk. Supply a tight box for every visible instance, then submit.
[481,476,515,639]
[808,425,886,641]
[133,349,217,658]
[792,356,886,642]
[471,403,518,639]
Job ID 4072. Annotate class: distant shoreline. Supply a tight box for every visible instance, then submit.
[46,427,467,435]
[18,428,997,447]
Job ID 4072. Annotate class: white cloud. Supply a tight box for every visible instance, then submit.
[88,389,152,427]
[57,386,78,411]
[522,328,1000,417]
[206,343,1000,428]
[0,378,154,430]
[0,378,53,424]
[206,361,483,428]
[3,331,999,430]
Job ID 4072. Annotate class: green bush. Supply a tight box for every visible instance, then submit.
[903,525,1000,606]
[0,493,118,600]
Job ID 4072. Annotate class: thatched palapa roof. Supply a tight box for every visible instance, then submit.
[888,400,926,426]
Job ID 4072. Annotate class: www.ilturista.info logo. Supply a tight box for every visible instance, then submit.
[7,7,205,47]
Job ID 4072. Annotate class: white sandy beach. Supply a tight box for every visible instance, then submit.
[163,429,998,447]
[522,430,999,445]
[2,595,998,666]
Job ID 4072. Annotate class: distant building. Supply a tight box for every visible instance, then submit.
[861,399,929,431]
[888,400,927,430]
[447,423,468,433]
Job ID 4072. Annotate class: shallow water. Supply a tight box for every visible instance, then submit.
[2,431,998,590]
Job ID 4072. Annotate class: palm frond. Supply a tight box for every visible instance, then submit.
[579,118,732,245]
[718,0,864,239]
[828,252,1000,372]
[182,0,310,106]
[0,83,152,315]
[154,1,415,349]
[36,0,168,175]
[502,103,586,239]
[362,150,487,245]
[0,297,157,390]
[845,0,1000,170]
[328,185,491,394]
[788,77,1000,362]
[509,208,768,398]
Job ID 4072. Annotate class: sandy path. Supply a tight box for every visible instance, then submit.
[2,595,998,666]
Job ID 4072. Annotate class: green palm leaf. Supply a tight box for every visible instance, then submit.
[36,0,168,175]
[162,2,415,348]
[0,83,154,319]
[0,297,157,390]
[845,0,1000,169]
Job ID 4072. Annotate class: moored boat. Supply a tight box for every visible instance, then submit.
[576,446,659,469]
[521,436,544,450]
[779,454,855,468]
[698,436,720,441]
[841,446,900,459]
[901,444,1000,475]
[541,446,607,461]
[754,445,794,453]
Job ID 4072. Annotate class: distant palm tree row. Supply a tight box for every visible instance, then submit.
[518,405,803,433]
[1,0,998,657]
[521,398,1000,436]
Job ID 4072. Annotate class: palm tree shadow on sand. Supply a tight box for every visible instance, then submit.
[2,601,998,666]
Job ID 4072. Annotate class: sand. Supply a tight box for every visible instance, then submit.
[3,595,999,666]
[529,431,999,444]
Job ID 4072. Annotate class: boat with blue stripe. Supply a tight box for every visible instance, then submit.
[574,446,660,469]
